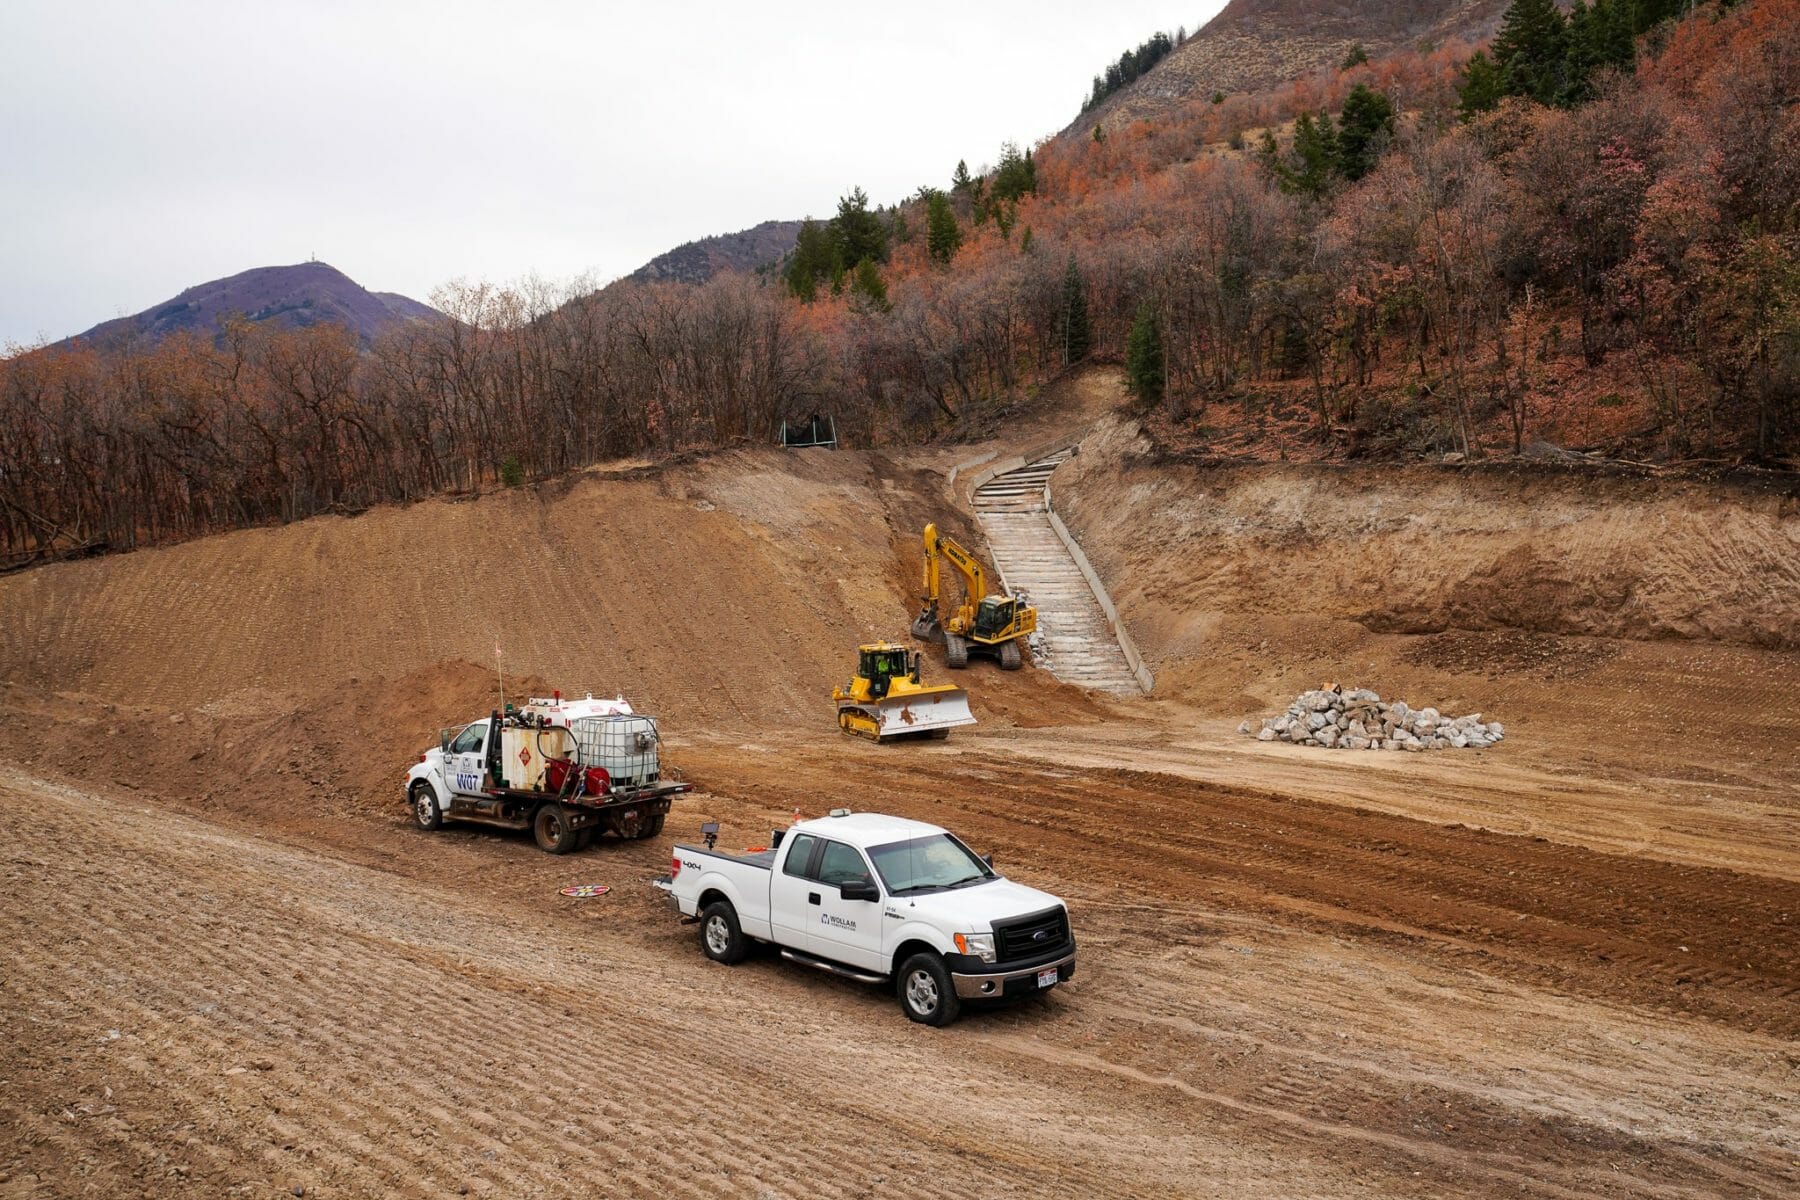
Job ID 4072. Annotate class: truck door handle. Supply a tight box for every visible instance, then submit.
[808,892,820,905]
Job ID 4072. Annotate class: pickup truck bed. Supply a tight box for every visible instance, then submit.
[674,844,777,871]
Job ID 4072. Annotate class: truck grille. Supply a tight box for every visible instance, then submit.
[993,906,1070,963]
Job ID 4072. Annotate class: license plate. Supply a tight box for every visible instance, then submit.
[1036,967,1058,988]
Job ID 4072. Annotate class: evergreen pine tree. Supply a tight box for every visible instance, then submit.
[1290,112,1339,197]
[1341,42,1370,69]
[830,186,889,269]
[951,160,974,196]
[1126,302,1164,406]
[1562,0,1637,101]
[1562,0,1605,103]
[992,142,1037,203]
[1335,85,1396,181]
[1257,128,1284,179]
[784,218,838,303]
[925,190,961,265]
[1060,253,1091,365]
[994,200,1016,241]
[1491,0,1569,106]
[850,259,889,313]
[1457,49,1507,119]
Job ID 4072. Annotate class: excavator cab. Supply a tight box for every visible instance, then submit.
[915,523,1035,670]
[973,596,1017,639]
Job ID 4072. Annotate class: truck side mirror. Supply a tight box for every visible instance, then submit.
[839,880,880,903]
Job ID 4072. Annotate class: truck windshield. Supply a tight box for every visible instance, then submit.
[867,834,994,895]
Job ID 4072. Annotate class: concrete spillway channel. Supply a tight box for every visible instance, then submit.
[972,450,1150,696]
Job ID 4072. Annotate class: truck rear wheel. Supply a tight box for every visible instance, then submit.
[897,952,960,1027]
[635,813,666,840]
[533,804,579,854]
[699,901,748,965]
[410,782,443,831]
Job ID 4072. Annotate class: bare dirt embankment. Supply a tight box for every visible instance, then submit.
[0,444,1096,741]
[3,376,1799,1199]
[1056,417,1800,658]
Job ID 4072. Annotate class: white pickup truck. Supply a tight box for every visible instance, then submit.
[655,810,1076,1025]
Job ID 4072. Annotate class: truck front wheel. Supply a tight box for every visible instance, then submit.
[896,952,960,1027]
[410,782,443,831]
[533,805,579,854]
[699,901,748,965]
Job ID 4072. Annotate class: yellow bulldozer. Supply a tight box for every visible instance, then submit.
[832,642,976,742]
[910,523,1036,670]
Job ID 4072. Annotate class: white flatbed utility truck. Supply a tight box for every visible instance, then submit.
[407,692,691,853]
[655,810,1076,1026]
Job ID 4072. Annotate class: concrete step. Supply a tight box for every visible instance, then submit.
[971,449,1143,696]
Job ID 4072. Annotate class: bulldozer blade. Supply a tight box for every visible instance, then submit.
[867,686,976,740]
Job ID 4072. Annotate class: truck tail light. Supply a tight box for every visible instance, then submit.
[670,856,681,879]
[418,754,428,763]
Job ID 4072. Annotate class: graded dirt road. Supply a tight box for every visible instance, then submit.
[4,729,1797,1199]
[3,370,1797,1197]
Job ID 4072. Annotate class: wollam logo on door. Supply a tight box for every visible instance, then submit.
[821,913,856,931]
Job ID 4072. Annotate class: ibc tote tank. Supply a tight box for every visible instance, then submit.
[572,716,661,791]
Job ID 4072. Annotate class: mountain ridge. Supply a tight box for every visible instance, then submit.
[59,261,439,352]
[1068,0,1509,135]
[627,219,804,286]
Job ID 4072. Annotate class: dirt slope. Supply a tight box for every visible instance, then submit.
[0,445,1100,741]
[1056,417,1800,658]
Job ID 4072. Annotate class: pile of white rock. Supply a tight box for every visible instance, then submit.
[1240,687,1505,752]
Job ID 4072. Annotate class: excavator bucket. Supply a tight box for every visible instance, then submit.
[910,604,944,642]
[838,684,976,742]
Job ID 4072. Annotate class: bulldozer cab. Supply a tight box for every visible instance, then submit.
[859,646,914,698]
[973,596,1017,639]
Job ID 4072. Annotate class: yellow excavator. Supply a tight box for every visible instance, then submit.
[910,523,1036,671]
[833,642,976,742]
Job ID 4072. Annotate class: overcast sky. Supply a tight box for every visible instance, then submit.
[0,1,1224,347]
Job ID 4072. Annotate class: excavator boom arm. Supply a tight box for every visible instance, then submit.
[921,522,987,610]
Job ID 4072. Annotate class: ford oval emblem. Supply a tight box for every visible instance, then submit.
[1032,929,1049,941]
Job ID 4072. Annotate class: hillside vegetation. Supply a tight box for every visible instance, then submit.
[2,0,1793,564]
[1072,0,1510,132]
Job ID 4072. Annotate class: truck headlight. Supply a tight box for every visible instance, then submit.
[954,932,995,963]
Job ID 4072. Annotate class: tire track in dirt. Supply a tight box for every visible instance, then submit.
[685,748,1800,1040]
[4,775,1323,1200]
